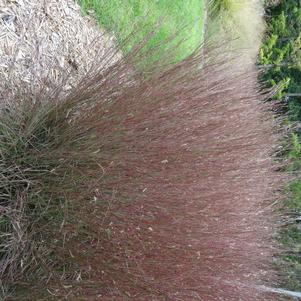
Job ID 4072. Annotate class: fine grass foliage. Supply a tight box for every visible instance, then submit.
[0,1,286,300]
[0,36,283,299]
[0,84,118,295]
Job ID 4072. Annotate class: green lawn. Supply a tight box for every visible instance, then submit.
[78,0,205,61]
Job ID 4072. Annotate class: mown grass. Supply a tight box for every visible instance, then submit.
[78,0,205,61]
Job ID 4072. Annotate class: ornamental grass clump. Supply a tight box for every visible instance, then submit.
[0,1,286,296]
[0,36,285,300]
[78,48,283,301]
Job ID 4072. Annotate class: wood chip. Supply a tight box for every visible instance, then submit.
[0,0,121,103]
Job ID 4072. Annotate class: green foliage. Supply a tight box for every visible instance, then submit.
[259,0,301,108]
[288,133,301,160]
[279,223,301,291]
[280,131,301,291]
[288,99,301,120]
[78,0,204,62]
[285,181,301,212]
[261,0,301,292]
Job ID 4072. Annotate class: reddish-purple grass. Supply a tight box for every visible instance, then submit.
[1,40,284,300]
[66,47,282,300]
